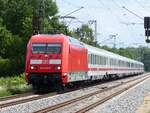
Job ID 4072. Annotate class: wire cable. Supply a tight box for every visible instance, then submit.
[134,0,150,13]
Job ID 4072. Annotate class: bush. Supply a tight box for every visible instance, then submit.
[0,73,26,86]
[0,58,12,76]
[0,73,32,97]
[0,57,25,77]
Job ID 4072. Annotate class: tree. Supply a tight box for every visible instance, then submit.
[32,0,58,34]
[74,24,98,46]
[143,52,150,71]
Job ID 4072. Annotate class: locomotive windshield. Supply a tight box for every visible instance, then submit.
[32,43,61,54]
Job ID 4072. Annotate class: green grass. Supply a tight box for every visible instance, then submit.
[0,90,12,97]
[0,73,26,86]
[0,73,32,97]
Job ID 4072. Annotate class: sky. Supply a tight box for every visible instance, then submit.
[55,0,150,48]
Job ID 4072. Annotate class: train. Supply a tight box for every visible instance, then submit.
[25,34,144,91]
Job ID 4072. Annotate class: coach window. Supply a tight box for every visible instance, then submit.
[95,55,96,64]
[103,57,105,65]
[91,54,93,64]
[130,63,132,68]
[94,55,96,64]
[112,59,114,66]
[96,55,97,64]
[89,54,91,64]
[102,56,104,65]
[88,54,90,64]
[99,56,101,65]
[95,55,97,65]
[108,58,110,66]
[119,61,121,67]
[104,57,106,65]
[92,54,94,64]
[122,61,124,67]
[111,59,113,66]
[123,61,125,67]
[97,55,99,65]
[90,54,91,64]
[101,56,103,65]
[101,57,103,65]
[114,59,116,66]
[113,59,115,66]
[106,57,108,66]
[110,59,112,66]
[115,59,116,66]
[93,54,94,64]
[116,60,118,66]
[103,56,105,65]
[98,56,99,65]
[91,54,92,64]
[98,55,99,65]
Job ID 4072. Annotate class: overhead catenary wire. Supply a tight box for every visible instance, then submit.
[110,1,143,44]
[56,0,148,47]
[122,6,143,20]
[134,0,150,13]
[113,0,145,45]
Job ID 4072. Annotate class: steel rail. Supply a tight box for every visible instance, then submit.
[34,75,149,113]
[0,92,57,109]
[76,76,149,113]
[0,92,33,102]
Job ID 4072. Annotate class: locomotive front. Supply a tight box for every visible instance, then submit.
[25,35,69,90]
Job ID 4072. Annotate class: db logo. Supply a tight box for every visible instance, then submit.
[42,60,48,64]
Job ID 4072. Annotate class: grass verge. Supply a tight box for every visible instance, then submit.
[0,73,32,97]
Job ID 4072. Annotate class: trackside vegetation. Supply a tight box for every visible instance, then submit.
[0,74,31,97]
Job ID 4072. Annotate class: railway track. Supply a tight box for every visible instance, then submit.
[0,74,148,112]
[0,92,33,102]
[0,92,57,109]
[33,74,149,113]
[76,77,147,113]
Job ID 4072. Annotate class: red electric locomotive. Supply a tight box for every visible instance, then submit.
[25,34,88,90]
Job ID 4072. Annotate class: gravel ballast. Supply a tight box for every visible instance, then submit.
[0,84,106,113]
[0,74,149,113]
[88,77,150,113]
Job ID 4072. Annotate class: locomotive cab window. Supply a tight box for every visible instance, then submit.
[32,43,61,54]
[47,43,61,54]
[32,43,46,54]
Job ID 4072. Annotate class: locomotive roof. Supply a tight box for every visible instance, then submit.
[31,34,67,38]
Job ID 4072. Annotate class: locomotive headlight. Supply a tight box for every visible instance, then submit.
[64,73,67,75]
[57,66,61,70]
[31,66,34,70]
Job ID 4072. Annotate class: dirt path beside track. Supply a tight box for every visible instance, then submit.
[136,92,150,113]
